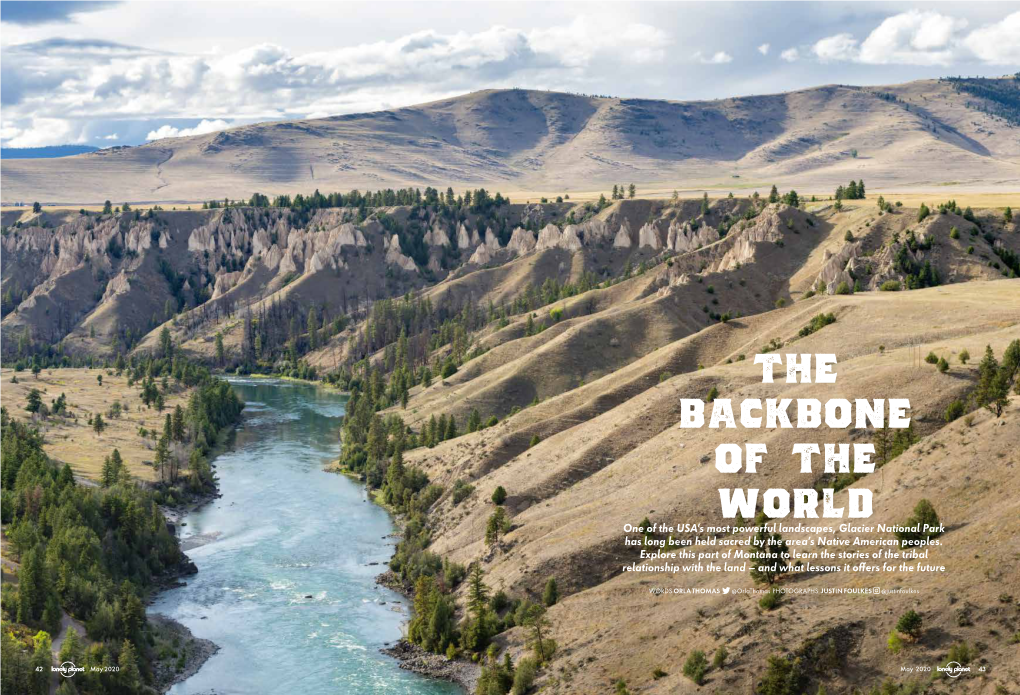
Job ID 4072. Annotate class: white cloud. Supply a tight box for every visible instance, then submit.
[2,118,87,147]
[812,33,859,62]
[758,43,770,56]
[780,47,800,62]
[1,19,676,146]
[961,11,1020,65]
[857,10,966,66]
[146,119,230,141]
[807,10,1016,67]
[102,133,118,140]
[693,50,733,65]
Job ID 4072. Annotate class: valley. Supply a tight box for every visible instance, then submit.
[2,93,1018,695]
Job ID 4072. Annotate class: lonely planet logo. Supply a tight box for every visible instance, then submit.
[937,661,969,678]
[53,661,84,678]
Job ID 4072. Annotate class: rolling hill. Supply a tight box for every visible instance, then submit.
[2,77,1019,205]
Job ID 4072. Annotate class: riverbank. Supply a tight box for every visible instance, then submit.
[329,461,480,693]
[231,371,349,393]
[383,640,481,693]
[148,614,221,692]
[149,411,241,691]
[147,377,458,694]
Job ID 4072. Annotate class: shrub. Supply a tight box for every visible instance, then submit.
[880,280,901,291]
[713,646,728,668]
[895,499,942,547]
[485,416,499,428]
[896,610,923,639]
[834,281,851,295]
[917,203,930,222]
[758,655,805,695]
[799,312,836,337]
[937,357,949,373]
[950,226,960,239]
[441,359,458,378]
[844,230,854,242]
[759,587,782,610]
[659,372,672,383]
[444,560,467,587]
[944,400,965,422]
[491,486,507,505]
[967,245,974,254]
[652,667,667,679]
[706,386,719,402]
[924,351,939,364]
[683,650,708,685]
[512,657,538,695]
[775,298,786,308]
[549,307,564,323]
[958,348,970,364]
[887,630,904,653]
[938,642,974,679]
[529,435,541,448]
[451,479,474,505]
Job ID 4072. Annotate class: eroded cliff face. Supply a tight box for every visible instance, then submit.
[1,197,803,363]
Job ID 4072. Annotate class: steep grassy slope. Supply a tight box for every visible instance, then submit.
[402,280,1020,694]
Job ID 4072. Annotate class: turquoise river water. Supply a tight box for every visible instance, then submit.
[150,377,459,695]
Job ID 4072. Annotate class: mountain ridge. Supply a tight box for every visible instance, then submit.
[3,78,1018,204]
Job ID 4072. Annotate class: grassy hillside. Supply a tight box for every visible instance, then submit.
[3,78,1019,204]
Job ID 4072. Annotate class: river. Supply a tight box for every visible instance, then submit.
[150,377,459,695]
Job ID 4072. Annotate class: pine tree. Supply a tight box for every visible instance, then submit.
[543,577,558,606]
[92,412,106,436]
[29,632,51,695]
[768,185,779,203]
[58,627,83,666]
[971,345,1000,413]
[307,306,319,351]
[749,524,792,585]
[522,603,551,663]
[154,434,170,483]
[467,564,489,620]
[101,455,116,488]
[491,486,507,505]
[171,405,185,442]
[118,639,143,694]
[26,388,42,414]
[873,426,891,467]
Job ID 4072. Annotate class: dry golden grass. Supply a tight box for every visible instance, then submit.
[497,188,1019,208]
[1,367,192,482]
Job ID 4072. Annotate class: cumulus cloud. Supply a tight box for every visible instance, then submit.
[808,9,1016,67]
[1,118,87,148]
[758,43,770,56]
[857,10,966,65]
[146,119,230,141]
[812,33,859,62]
[780,47,800,62]
[1,18,675,146]
[961,11,1020,65]
[693,50,733,65]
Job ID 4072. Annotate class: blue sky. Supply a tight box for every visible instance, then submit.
[1,1,1017,148]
